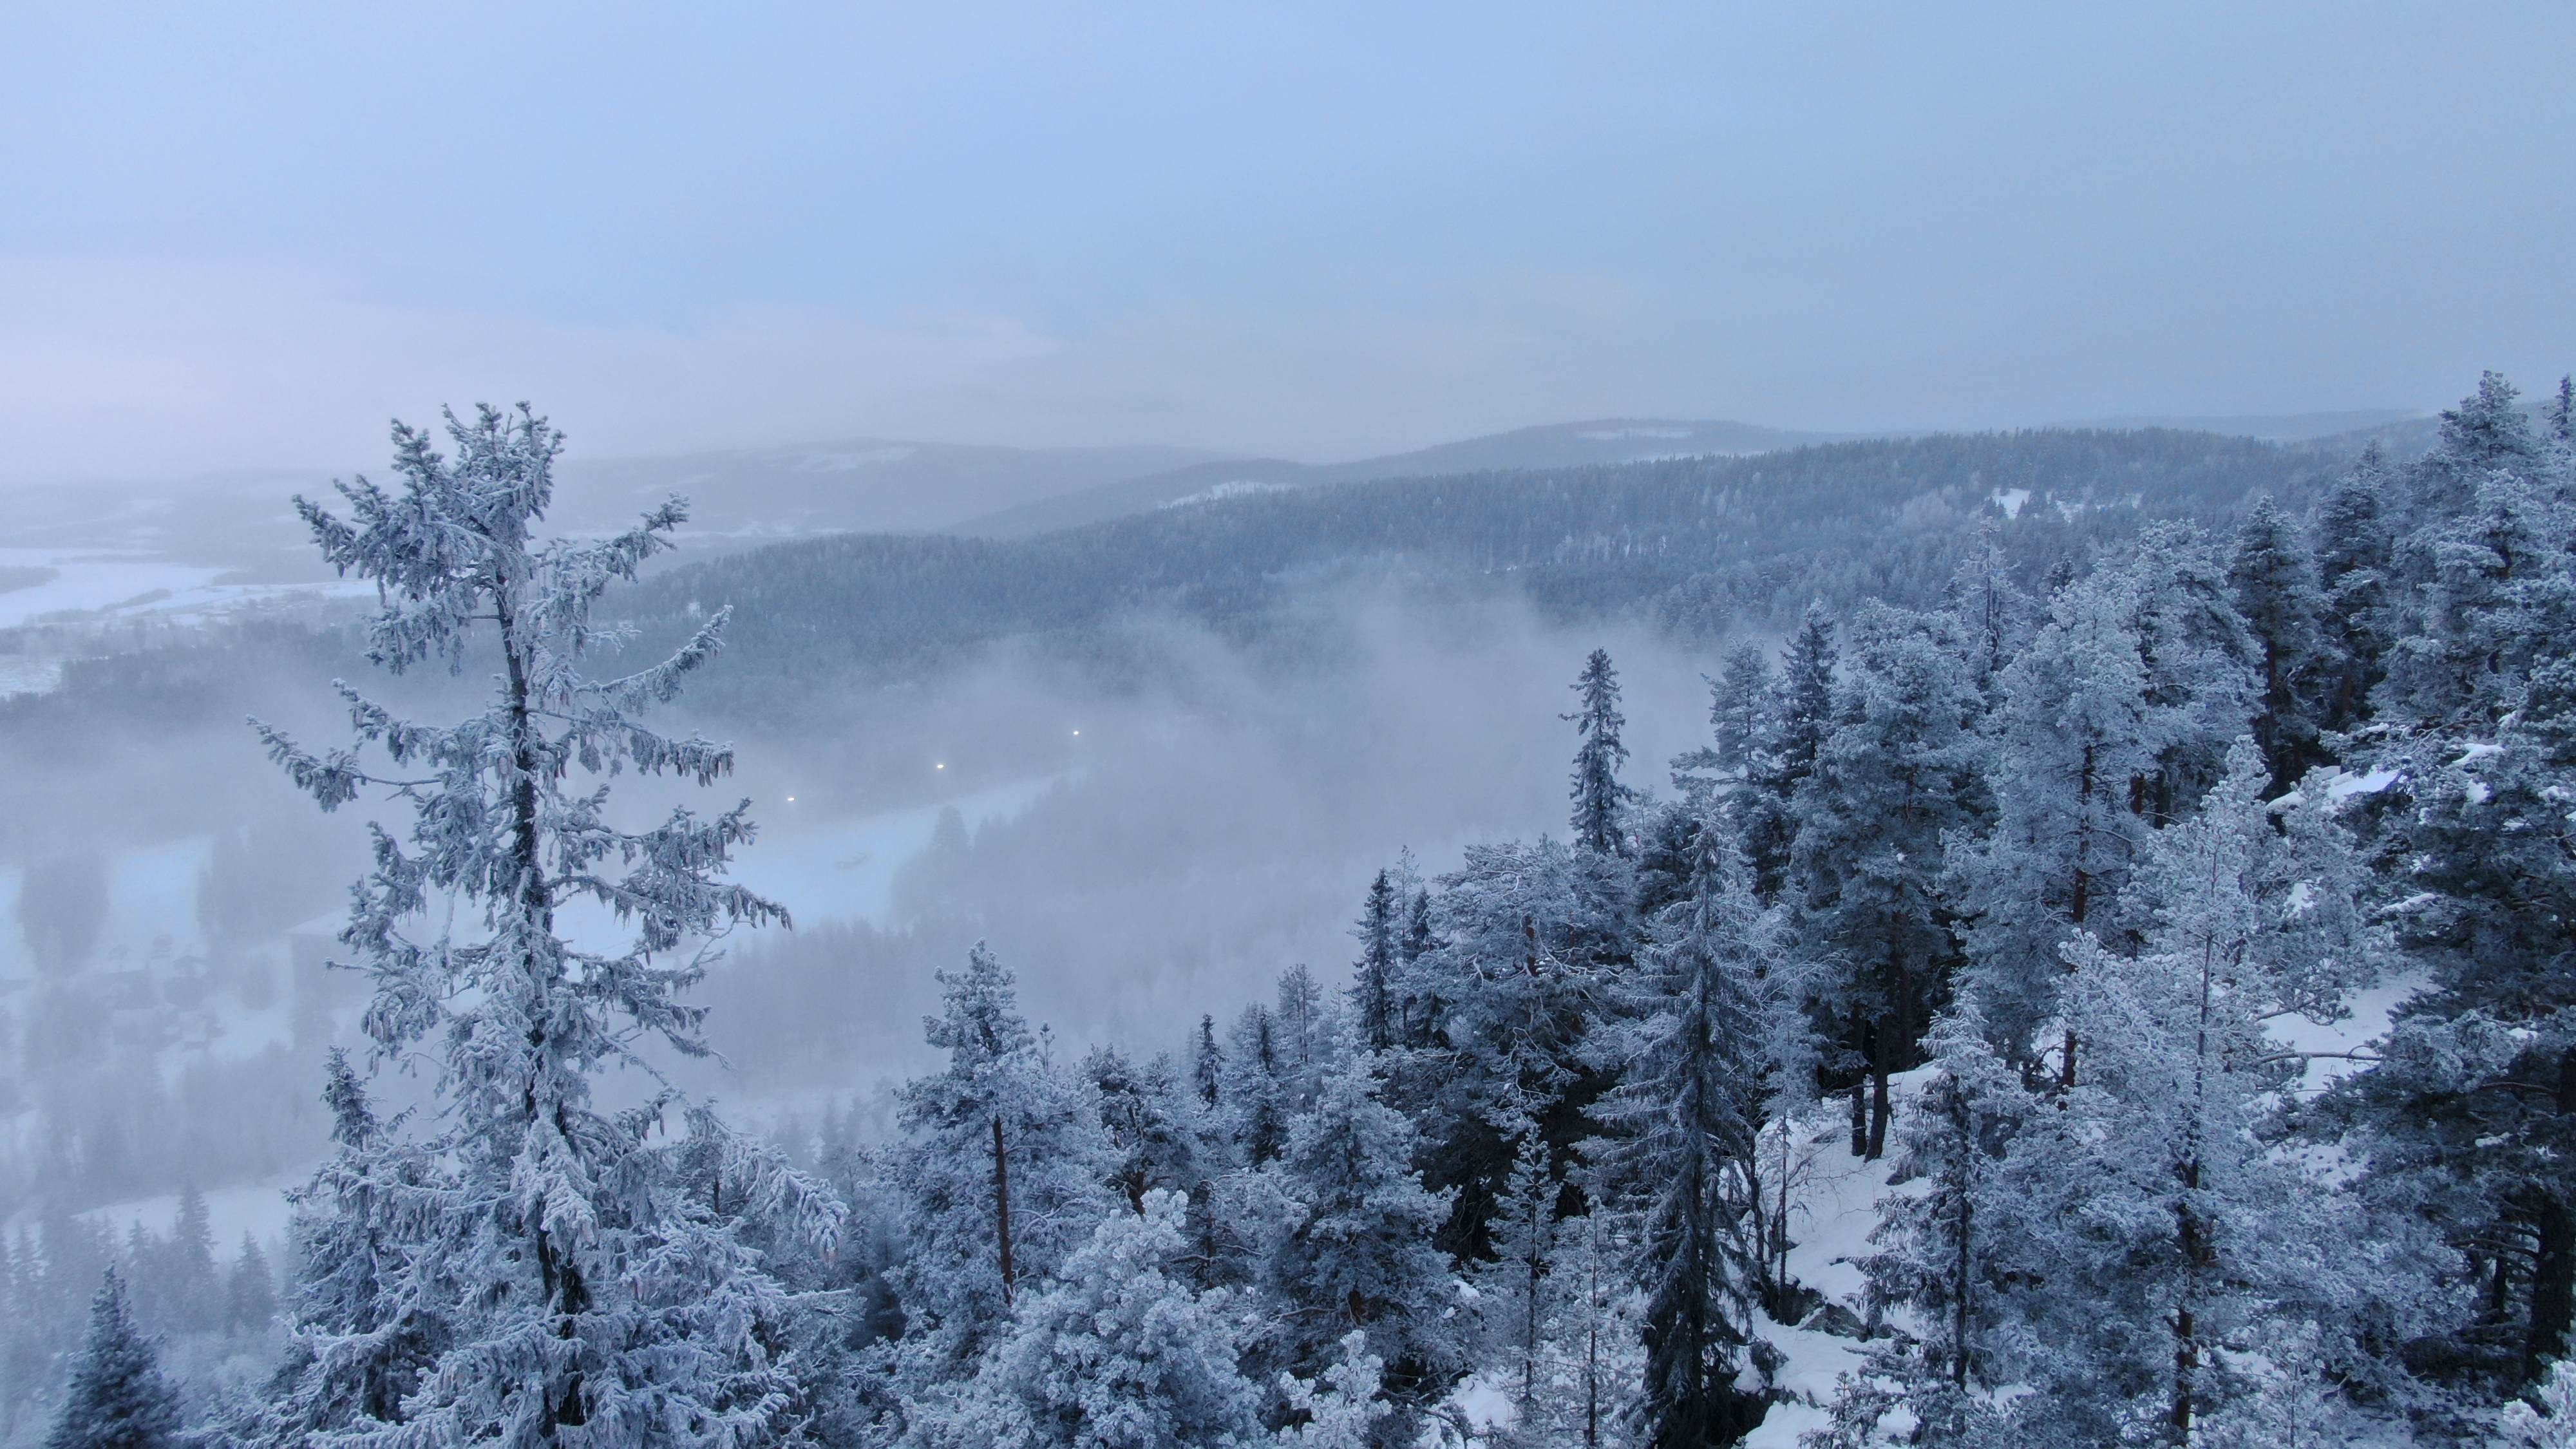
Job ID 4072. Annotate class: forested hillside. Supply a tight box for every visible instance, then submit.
[618,426,2365,721]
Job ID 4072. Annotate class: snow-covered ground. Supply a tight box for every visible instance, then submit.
[0,546,370,636]
[1734,980,2416,1446]
[1741,1075,1931,1448]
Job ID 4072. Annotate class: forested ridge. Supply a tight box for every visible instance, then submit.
[615,427,2369,720]
[19,377,2576,1447]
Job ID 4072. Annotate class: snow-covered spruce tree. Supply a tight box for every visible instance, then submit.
[1389,837,1633,1263]
[151,1188,220,1336]
[1472,1128,1560,1430]
[1550,1185,1646,1449]
[1568,649,1636,857]
[2408,369,2548,522]
[1227,1004,1293,1168]
[225,1235,276,1337]
[1669,642,1772,813]
[1088,1047,1198,1216]
[46,1270,180,1449]
[1193,1015,1226,1110]
[1605,824,1777,1449]
[1400,887,1435,974]
[2310,444,2397,738]
[1273,965,1337,1116]
[1469,1141,1646,1449]
[1741,605,1838,899]
[1786,602,1984,1159]
[1980,744,2386,1446]
[2228,496,2333,795]
[928,1191,1263,1449]
[664,1104,860,1444]
[1351,872,1401,1054]
[1940,525,2035,709]
[1947,566,2177,1079]
[1258,1066,1461,1445]
[889,943,1110,1381]
[1271,1333,1391,1449]
[252,405,815,1446]
[2309,376,2576,1395]
[244,1050,456,1445]
[5,1217,117,1444]
[2122,524,2259,824]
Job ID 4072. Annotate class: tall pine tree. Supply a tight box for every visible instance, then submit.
[1567,649,1635,857]
[252,405,809,1446]
[1607,826,1776,1449]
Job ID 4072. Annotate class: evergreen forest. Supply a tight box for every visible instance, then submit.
[20,374,2576,1449]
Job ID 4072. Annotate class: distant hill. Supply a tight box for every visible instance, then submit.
[947,419,1832,538]
[0,411,2438,582]
[603,424,2392,726]
[548,438,1230,541]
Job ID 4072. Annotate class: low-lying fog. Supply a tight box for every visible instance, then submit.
[0,577,1728,1235]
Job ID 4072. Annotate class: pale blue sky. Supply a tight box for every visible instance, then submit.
[3,1,2570,480]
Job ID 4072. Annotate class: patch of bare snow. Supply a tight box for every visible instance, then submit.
[1157,480,1296,509]
[1741,1069,1941,1446]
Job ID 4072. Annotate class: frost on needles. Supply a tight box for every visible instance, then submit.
[242,404,835,1448]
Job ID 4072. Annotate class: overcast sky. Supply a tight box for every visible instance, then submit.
[3,1,2570,481]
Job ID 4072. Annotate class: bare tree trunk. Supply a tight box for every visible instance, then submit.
[2524,1050,2576,1381]
[2172,1180,2203,1447]
[993,1115,1015,1309]
[1867,1048,1891,1162]
[1936,1077,1978,1392]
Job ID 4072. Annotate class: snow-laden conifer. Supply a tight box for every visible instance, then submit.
[251,404,817,1446]
[1670,642,1772,811]
[245,1051,456,1444]
[928,1191,1263,1449]
[46,1270,180,1449]
[1786,603,1984,1158]
[1350,873,1400,1054]
[889,944,1110,1378]
[1270,1334,1391,1449]
[1258,1066,1460,1444]
[1567,649,1636,857]
[2310,444,2396,736]
[1227,1005,1292,1168]
[1978,744,2388,1445]
[1741,605,1838,898]
[2313,390,2576,1389]
[1819,1010,2031,1448]
[2228,496,2331,794]
[1088,1047,1198,1215]
[1389,838,1632,1262]
[1472,1130,1560,1427]
[1604,823,1777,1449]
[1948,568,2174,1075]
